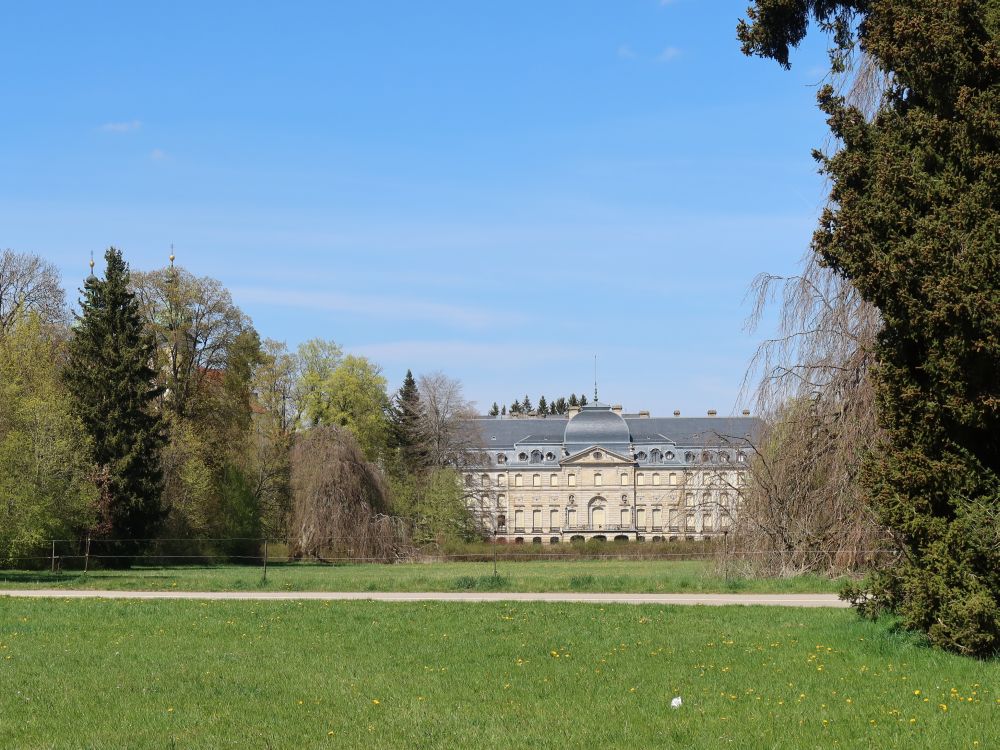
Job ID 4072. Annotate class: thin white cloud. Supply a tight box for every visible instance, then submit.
[231,286,518,329]
[354,340,592,370]
[149,148,168,161]
[658,46,682,62]
[617,44,637,60]
[100,120,142,133]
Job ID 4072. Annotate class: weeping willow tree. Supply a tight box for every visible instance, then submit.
[289,426,410,562]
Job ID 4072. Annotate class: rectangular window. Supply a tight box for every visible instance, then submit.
[636,508,646,528]
[514,509,524,529]
[621,473,629,486]
[550,474,558,487]
[668,509,678,530]
[686,514,695,531]
[515,475,523,487]
[567,508,576,527]
[669,473,676,485]
[652,474,660,486]
[568,474,576,486]
[532,509,542,530]
[703,515,714,531]
[652,508,662,528]
[532,475,541,487]
[550,509,559,529]
[498,474,506,486]
[594,473,602,486]
[637,473,645,486]
[621,509,630,526]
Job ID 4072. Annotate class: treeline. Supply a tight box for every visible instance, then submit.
[487,393,590,417]
[0,248,489,567]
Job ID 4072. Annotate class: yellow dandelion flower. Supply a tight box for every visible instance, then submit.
[938,704,947,712]
[913,690,921,696]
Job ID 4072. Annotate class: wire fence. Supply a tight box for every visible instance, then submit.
[0,535,897,578]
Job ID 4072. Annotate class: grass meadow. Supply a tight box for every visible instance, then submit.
[1,597,996,749]
[0,559,842,594]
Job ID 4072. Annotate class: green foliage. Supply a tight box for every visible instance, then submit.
[488,401,499,417]
[537,395,548,415]
[0,314,97,563]
[741,2,1000,655]
[391,468,478,546]
[64,249,166,558]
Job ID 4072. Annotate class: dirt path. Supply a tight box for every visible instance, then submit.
[0,590,848,607]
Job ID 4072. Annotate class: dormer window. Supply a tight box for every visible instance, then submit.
[497,453,508,464]
[545,452,556,461]
[664,451,675,460]
[593,451,603,460]
[636,451,648,461]
[518,452,528,462]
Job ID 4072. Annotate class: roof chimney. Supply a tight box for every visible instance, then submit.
[673,410,681,416]
[568,405,581,418]
[707,409,717,416]
[638,410,650,418]
[742,409,751,416]
[612,404,623,414]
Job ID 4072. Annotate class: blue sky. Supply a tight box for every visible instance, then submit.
[2,1,834,415]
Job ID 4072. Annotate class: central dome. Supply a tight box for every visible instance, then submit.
[564,403,632,451]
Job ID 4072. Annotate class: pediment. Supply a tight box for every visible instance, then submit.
[561,446,634,466]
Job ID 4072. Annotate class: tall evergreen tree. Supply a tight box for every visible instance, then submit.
[488,402,499,417]
[579,394,588,407]
[741,2,1000,655]
[568,393,579,407]
[554,397,567,415]
[510,399,522,415]
[537,395,548,416]
[501,404,507,416]
[389,369,429,474]
[522,394,533,413]
[64,249,166,561]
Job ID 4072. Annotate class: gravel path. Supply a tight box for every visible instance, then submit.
[0,590,848,607]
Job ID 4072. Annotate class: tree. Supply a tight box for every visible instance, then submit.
[579,394,588,407]
[488,402,500,417]
[0,313,97,563]
[740,2,1000,655]
[317,355,392,463]
[501,404,507,416]
[64,249,166,561]
[390,369,430,475]
[549,400,558,415]
[294,338,344,428]
[288,425,404,561]
[0,250,66,339]
[131,265,250,420]
[419,372,480,468]
[522,394,533,413]
[392,467,479,546]
[510,399,522,415]
[568,393,579,407]
[537,395,548,416]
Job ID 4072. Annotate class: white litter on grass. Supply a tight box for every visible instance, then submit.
[671,696,683,709]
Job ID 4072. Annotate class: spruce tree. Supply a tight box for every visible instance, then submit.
[568,393,578,407]
[501,404,507,416]
[522,394,533,413]
[389,369,429,474]
[741,2,1000,655]
[537,395,548,416]
[554,397,567,415]
[488,402,499,417]
[64,249,166,562]
[510,399,522,415]
[579,394,588,407]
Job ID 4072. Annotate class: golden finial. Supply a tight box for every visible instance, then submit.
[89,251,95,272]
[169,244,175,266]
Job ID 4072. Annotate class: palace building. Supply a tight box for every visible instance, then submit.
[463,401,760,543]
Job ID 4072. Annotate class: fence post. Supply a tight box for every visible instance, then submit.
[84,536,91,574]
[262,539,268,583]
[51,540,56,573]
[722,531,729,583]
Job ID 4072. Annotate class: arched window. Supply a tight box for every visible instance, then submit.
[668,472,677,485]
[549,474,558,487]
[496,453,507,464]
[530,450,543,464]
[515,474,523,487]
[594,472,602,486]
[650,449,662,463]
[498,474,506,486]
[620,473,629,486]
[652,473,661,486]
[532,474,541,487]
[481,474,489,488]
[719,452,730,463]
[703,491,711,505]
[737,452,747,463]
[637,473,645,486]
[684,451,696,463]
[545,452,556,461]
[636,451,648,461]
[518,452,528,462]
[664,451,675,461]
[685,493,694,507]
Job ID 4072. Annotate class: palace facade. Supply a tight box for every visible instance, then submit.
[464,401,760,542]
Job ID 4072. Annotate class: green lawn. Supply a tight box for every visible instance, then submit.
[0,560,843,594]
[0,598,995,748]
